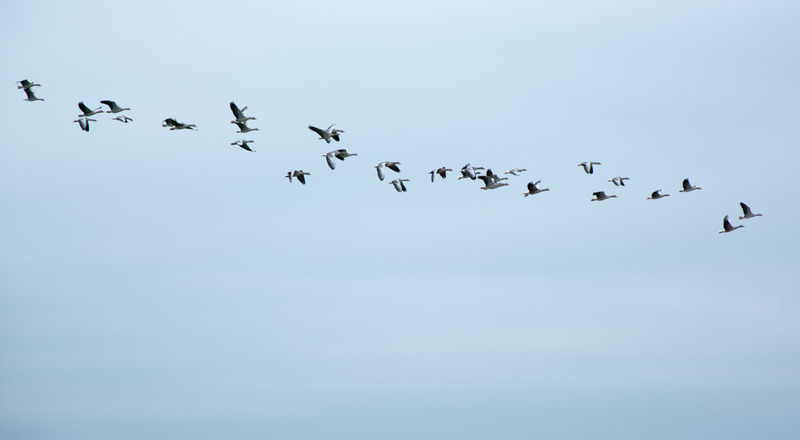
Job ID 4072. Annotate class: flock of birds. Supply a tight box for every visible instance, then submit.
[17,79,764,234]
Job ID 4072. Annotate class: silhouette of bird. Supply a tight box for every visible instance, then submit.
[231,140,255,152]
[738,202,763,220]
[286,170,311,184]
[578,161,601,174]
[719,215,744,233]
[375,161,401,181]
[73,117,97,132]
[679,178,702,192]
[591,191,616,201]
[390,179,410,192]
[308,124,344,143]
[100,100,130,113]
[523,180,550,197]
[647,190,670,200]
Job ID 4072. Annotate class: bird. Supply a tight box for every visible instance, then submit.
[100,100,130,113]
[738,202,763,220]
[719,215,744,233]
[73,117,97,132]
[230,101,255,123]
[231,140,255,152]
[679,178,702,192]
[375,161,401,181]
[578,161,602,174]
[647,189,670,200]
[22,88,44,101]
[591,191,616,201]
[232,121,258,133]
[162,118,196,130]
[286,170,311,184]
[308,124,344,143]
[324,149,358,170]
[429,167,453,182]
[478,175,509,190]
[505,168,527,176]
[608,176,630,186]
[17,79,41,90]
[523,180,550,197]
[77,101,103,117]
[390,179,410,192]
[112,115,133,123]
[458,163,484,180]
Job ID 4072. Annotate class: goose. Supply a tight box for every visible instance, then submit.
[308,124,344,143]
[738,202,763,220]
[647,189,670,200]
[375,161,401,181]
[523,180,550,197]
[578,161,602,174]
[231,140,255,152]
[78,101,103,117]
[458,163,484,180]
[230,101,255,123]
[324,149,358,169]
[73,117,97,132]
[719,215,744,233]
[22,88,43,101]
[429,167,453,182]
[679,178,702,192]
[478,175,509,190]
[232,121,258,133]
[505,168,527,176]
[483,169,508,184]
[591,191,616,201]
[100,100,130,113]
[17,79,41,90]
[286,170,311,185]
[162,118,196,130]
[608,176,630,186]
[112,115,133,123]
[390,178,410,192]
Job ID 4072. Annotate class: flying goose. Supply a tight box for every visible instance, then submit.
[483,169,508,184]
[390,178,410,192]
[591,191,616,201]
[78,101,103,117]
[324,149,358,169]
[286,170,311,185]
[308,124,344,143]
[578,161,602,174]
[112,115,133,123]
[505,168,527,176]
[523,180,550,197]
[458,163,484,180]
[22,88,43,101]
[17,79,41,90]
[608,176,630,186]
[162,118,196,130]
[719,215,744,233]
[679,178,702,192]
[100,100,130,113]
[738,202,763,220]
[647,189,670,200]
[73,117,97,132]
[375,161,401,181]
[478,175,509,190]
[231,140,255,152]
[232,120,258,133]
[230,101,255,123]
[429,167,453,182]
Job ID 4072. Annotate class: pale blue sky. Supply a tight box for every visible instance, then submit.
[2,1,800,439]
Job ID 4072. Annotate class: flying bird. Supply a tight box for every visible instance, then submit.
[112,115,133,123]
[679,178,702,192]
[231,140,255,152]
[233,121,258,133]
[324,149,358,170]
[505,168,527,176]
[523,180,550,197]
[478,174,509,190]
[162,118,196,130]
[77,101,103,117]
[429,167,453,182]
[286,170,311,185]
[458,163,484,180]
[308,124,344,143]
[578,161,602,174]
[17,79,41,90]
[647,190,670,200]
[22,88,43,101]
[375,161,401,181]
[230,101,255,123]
[719,215,744,233]
[73,117,97,132]
[100,100,130,113]
[608,177,630,186]
[591,191,616,201]
[738,202,763,220]
[390,179,410,192]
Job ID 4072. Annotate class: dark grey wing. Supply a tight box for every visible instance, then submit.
[297,174,306,185]
[593,191,605,198]
[527,182,536,192]
[100,100,116,110]
[24,88,37,100]
[386,163,401,173]
[740,202,751,216]
[308,125,326,137]
[682,179,691,191]
[332,134,340,142]
[400,181,407,192]
[589,164,594,174]
[78,101,91,113]
[430,171,435,182]
[230,101,243,118]
[723,215,732,230]
[19,79,31,87]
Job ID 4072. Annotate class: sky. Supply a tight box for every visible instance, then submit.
[2,0,800,438]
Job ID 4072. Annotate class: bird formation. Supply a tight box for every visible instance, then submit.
[17,78,764,234]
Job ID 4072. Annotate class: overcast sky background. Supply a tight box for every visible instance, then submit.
[2,1,800,439]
